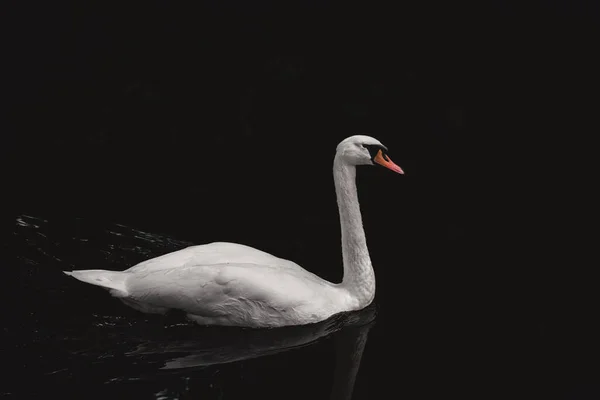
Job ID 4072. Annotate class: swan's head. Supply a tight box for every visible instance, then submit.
[336,135,404,174]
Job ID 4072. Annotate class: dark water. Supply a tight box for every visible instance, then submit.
[3,215,379,399]
[3,214,600,399]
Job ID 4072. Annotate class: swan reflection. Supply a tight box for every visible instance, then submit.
[127,307,375,372]
[100,307,375,399]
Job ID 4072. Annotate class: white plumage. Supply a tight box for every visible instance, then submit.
[64,135,404,328]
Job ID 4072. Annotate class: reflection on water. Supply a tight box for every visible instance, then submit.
[3,215,376,399]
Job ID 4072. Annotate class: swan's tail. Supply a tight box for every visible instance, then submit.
[63,269,129,297]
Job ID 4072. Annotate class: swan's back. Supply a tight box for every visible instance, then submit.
[116,242,341,327]
[125,242,303,274]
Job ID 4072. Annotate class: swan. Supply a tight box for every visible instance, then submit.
[64,135,404,328]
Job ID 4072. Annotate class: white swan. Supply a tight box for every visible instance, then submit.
[64,135,404,328]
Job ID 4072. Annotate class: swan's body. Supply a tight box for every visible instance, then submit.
[69,242,354,327]
[65,135,404,328]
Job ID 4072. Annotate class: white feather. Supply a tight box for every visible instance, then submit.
[64,135,402,328]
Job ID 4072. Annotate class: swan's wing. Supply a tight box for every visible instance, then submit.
[126,242,300,274]
[125,263,335,322]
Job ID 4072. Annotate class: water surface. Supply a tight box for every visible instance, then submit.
[3,214,599,399]
[2,215,377,399]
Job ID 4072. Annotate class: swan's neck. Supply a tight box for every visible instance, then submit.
[333,156,375,308]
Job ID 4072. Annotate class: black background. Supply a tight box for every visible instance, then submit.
[2,1,598,399]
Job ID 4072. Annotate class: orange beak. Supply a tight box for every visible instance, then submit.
[374,149,404,174]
